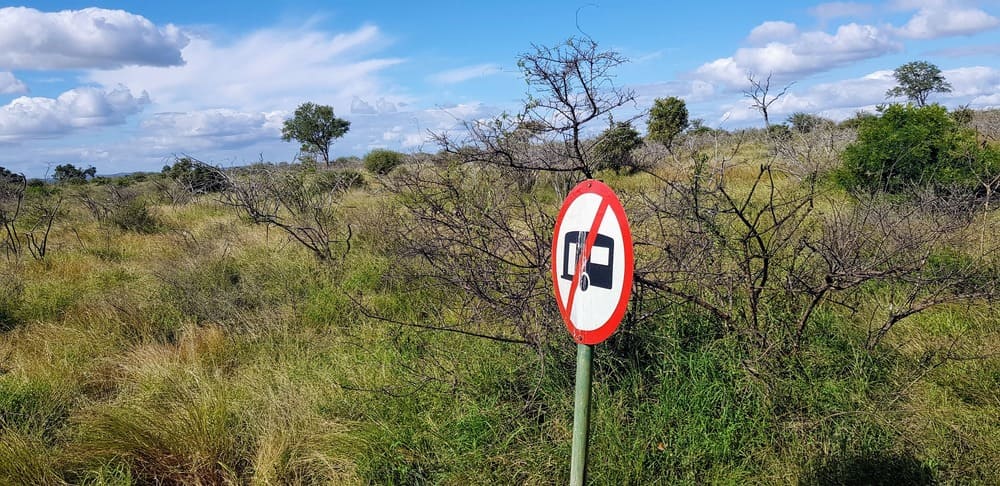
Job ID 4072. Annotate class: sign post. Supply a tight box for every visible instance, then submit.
[551,180,634,485]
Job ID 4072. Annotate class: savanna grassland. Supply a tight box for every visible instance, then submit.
[2,37,1000,484]
[2,116,999,486]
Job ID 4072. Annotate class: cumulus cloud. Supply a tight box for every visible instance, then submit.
[86,24,405,114]
[428,63,502,84]
[942,66,1000,100]
[140,109,284,151]
[695,23,901,87]
[715,65,1000,124]
[892,5,999,39]
[0,86,149,141]
[746,21,799,45]
[351,96,377,114]
[0,7,188,70]
[0,72,27,94]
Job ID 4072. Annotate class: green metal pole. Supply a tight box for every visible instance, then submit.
[570,343,593,485]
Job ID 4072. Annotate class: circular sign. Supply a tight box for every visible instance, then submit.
[551,179,634,344]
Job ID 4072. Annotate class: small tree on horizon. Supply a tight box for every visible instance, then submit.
[53,164,96,184]
[886,60,952,107]
[281,102,350,167]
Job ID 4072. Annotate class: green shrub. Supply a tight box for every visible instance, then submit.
[594,121,644,174]
[364,149,405,175]
[162,157,229,194]
[110,200,160,233]
[839,104,1000,193]
[315,169,365,192]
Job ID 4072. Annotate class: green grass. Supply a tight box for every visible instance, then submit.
[1,159,997,485]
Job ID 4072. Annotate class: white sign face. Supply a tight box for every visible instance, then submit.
[551,180,634,345]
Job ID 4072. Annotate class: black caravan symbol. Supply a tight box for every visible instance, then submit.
[561,231,614,291]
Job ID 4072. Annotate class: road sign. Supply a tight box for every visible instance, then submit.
[551,179,634,345]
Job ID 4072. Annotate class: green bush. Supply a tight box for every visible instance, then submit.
[593,121,643,174]
[364,149,405,175]
[315,169,365,191]
[162,157,229,194]
[110,200,160,233]
[839,104,1000,193]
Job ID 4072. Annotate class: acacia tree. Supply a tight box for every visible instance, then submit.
[53,164,96,184]
[886,61,952,107]
[281,102,350,167]
[647,96,689,149]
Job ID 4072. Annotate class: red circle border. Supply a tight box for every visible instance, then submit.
[551,179,634,345]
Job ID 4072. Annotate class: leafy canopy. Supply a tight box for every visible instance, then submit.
[886,61,952,107]
[840,104,999,193]
[281,102,350,166]
[593,120,643,174]
[53,164,96,184]
[363,149,405,175]
[647,97,689,148]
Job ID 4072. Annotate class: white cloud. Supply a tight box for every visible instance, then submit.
[747,21,799,45]
[809,2,874,20]
[351,96,377,114]
[695,23,901,87]
[714,65,1000,124]
[428,63,502,84]
[351,96,399,114]
[139,109,284,152]
[942,66,1000,99]
[971,93,1000,106]
[0,7,187,70]
[0,72,27,94]
[893,6,999,39]
[87,24,405,114]
[0,86,149,141]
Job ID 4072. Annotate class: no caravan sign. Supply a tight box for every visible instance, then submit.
[551,180,634,345]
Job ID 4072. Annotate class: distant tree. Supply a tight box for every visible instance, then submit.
[886,61,952,107]
[281,102,351,167]
[162,157,229,193]
[594,120,643,174]
[364,149,405,175]
[787,112,833,134]
[745,73,792,127]
[647,96,689,148]
[53,164,96,184]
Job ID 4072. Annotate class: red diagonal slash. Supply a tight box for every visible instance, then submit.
[564,198,610,318]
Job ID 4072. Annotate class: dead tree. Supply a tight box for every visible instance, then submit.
[744,73,792,128]
[0,172,26,261]
[432,37,637,180]
[211,161,353,261]
[381,162,557,347]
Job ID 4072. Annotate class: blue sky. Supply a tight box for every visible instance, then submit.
[2,1,999,176]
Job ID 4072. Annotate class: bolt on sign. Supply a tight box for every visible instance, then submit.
[551,179,634,344]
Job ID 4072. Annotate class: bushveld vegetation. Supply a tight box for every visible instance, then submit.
[2,40,999,485]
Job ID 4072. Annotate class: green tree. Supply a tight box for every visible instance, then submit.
[281,102,350,167]
[162,157,229,193]
[787,112,832,134]
[647,96,689,148]
[886,61,952,107]
[840,104,999,193]
[594,120,643,174]
[363,149,405,175]
[53,164,96,184]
